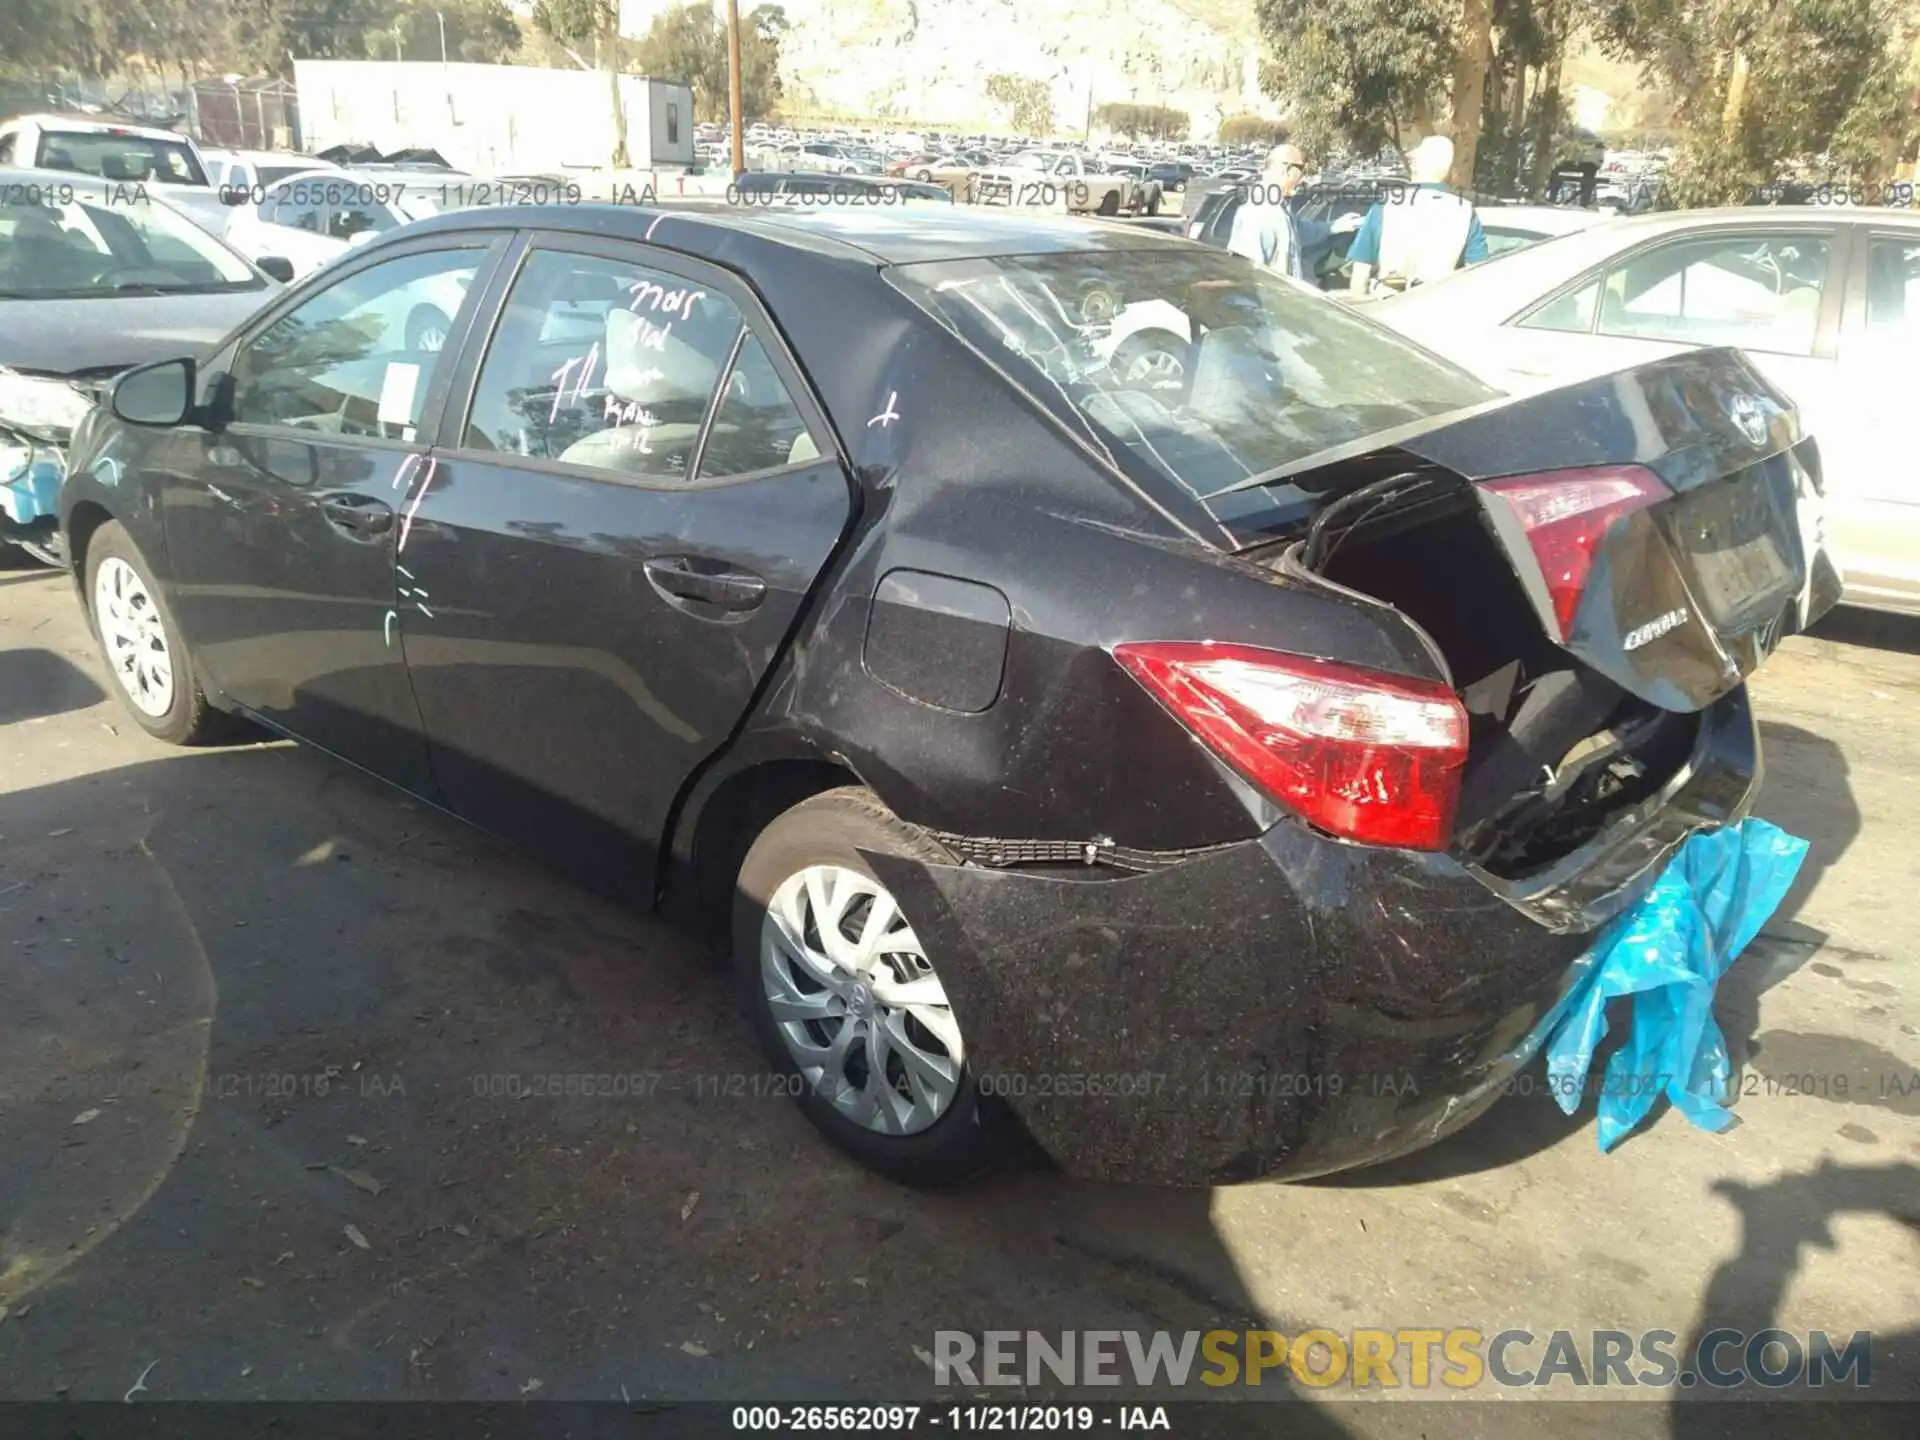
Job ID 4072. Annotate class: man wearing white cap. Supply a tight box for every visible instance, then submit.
[1226,142,1318,281]
[1347,135,1487,296]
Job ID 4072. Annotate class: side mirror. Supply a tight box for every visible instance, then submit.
[111,358,197,428]
[257,255,295,283]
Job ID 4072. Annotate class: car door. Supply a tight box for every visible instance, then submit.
[1500,225,1845,408]
[1823,224,1920,606]
[394,234,854,899]
[162,236,508,793]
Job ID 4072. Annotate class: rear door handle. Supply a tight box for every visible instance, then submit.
[320,493,395,536]
[644,556,767,612]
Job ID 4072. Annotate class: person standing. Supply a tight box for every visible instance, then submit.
[1346,135,1488,296]
[1227,143,1314,281]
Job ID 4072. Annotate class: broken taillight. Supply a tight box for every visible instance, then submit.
[1114,642,1470,851]
[1479,465,1670,641]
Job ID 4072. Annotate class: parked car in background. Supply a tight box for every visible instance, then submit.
[62,203,1832,1187]
[970,149,1161,215]
[0,114,231,234]
[224,169,451,280]
[1367,206,1920,614]
[202,148,340,197]
[1145,159,1197,195]
[0,167,281,565]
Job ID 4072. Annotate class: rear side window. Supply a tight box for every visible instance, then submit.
[459,249,744,483]
[699,335,818,477]
[230,249,480,438]
[1862,235,1920,337]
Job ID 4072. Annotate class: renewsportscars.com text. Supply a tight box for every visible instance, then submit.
[931,1328,1873,1391]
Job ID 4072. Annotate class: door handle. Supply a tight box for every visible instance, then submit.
[320,494,395,536]
[644,556,767,612]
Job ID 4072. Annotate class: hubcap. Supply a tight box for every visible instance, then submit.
[94,557,174,718]
[760,864,966,1136]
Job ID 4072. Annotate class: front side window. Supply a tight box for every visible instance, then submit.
[888,248,1495,517]
[460,249,744,483]
[1596,232,1831,355]
[264,183,323,232]
[230,249,480,437]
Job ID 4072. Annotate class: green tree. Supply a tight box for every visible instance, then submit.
[1254,0,1455,157]
[984,73,1056,135]
[1218,113,1291,146]
[632,1,786,122]
[1094,102,1190,140]
[391,0,522,63]
[1591,0,1909,202]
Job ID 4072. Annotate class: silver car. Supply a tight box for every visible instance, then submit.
[1368,206,1920,614]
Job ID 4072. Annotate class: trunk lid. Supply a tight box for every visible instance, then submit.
[1248,348,1838,882]
[1273,347,1834,711]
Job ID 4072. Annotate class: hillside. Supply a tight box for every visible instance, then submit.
[768,0,1271,132]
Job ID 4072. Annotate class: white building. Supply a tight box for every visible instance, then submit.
[293,61,696,172]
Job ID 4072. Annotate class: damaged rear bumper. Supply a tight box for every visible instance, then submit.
[867,688,1760,1186]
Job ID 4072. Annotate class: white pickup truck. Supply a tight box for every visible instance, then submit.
[0,114,232,234]
[967,150,1163,216]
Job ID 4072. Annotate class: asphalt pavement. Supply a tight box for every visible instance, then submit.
[0,551,1914,1433]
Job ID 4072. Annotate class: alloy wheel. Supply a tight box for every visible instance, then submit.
[94,556,174,717]
[760,864,965,1135]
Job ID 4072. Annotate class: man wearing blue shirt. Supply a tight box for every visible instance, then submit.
[1347,135,1488,296]
[1227,143,1323,282]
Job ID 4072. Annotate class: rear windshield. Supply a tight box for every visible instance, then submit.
[36,130,209,186]
[886,247,1496,508]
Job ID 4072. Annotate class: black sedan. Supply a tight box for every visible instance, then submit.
[60,203,1837,1185]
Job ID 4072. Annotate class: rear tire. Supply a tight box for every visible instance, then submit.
[85,521,233,745]
[1096,191,1121,216]
[733,786,995,1186]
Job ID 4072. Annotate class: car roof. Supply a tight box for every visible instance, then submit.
[1478,204,1613,234]
[9,114,190,139]
[392,200,1195,265]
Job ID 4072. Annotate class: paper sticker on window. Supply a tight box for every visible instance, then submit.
[378,362,422,433]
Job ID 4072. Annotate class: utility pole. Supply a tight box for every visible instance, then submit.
[727,0,745,176]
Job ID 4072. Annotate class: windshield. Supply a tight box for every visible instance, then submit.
[0,189,259,298]
[887,248,1497,518]
[1008,152,1053,171]
[36,130,209,186]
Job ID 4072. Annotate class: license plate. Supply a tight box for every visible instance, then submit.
[1688,479,1793,622]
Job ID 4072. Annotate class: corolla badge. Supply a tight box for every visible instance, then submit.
[1624,606,1690,651]
[1725,391,1770,447]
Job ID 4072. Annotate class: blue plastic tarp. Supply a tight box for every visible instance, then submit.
[1,455,64,526]
[1529,817,1810,1151]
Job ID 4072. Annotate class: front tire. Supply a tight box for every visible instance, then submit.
[85,521,231,745]
[733,786,994,1186]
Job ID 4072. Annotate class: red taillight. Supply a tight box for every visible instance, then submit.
[1479,465,1669,641]
[1113,642,1469,851]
